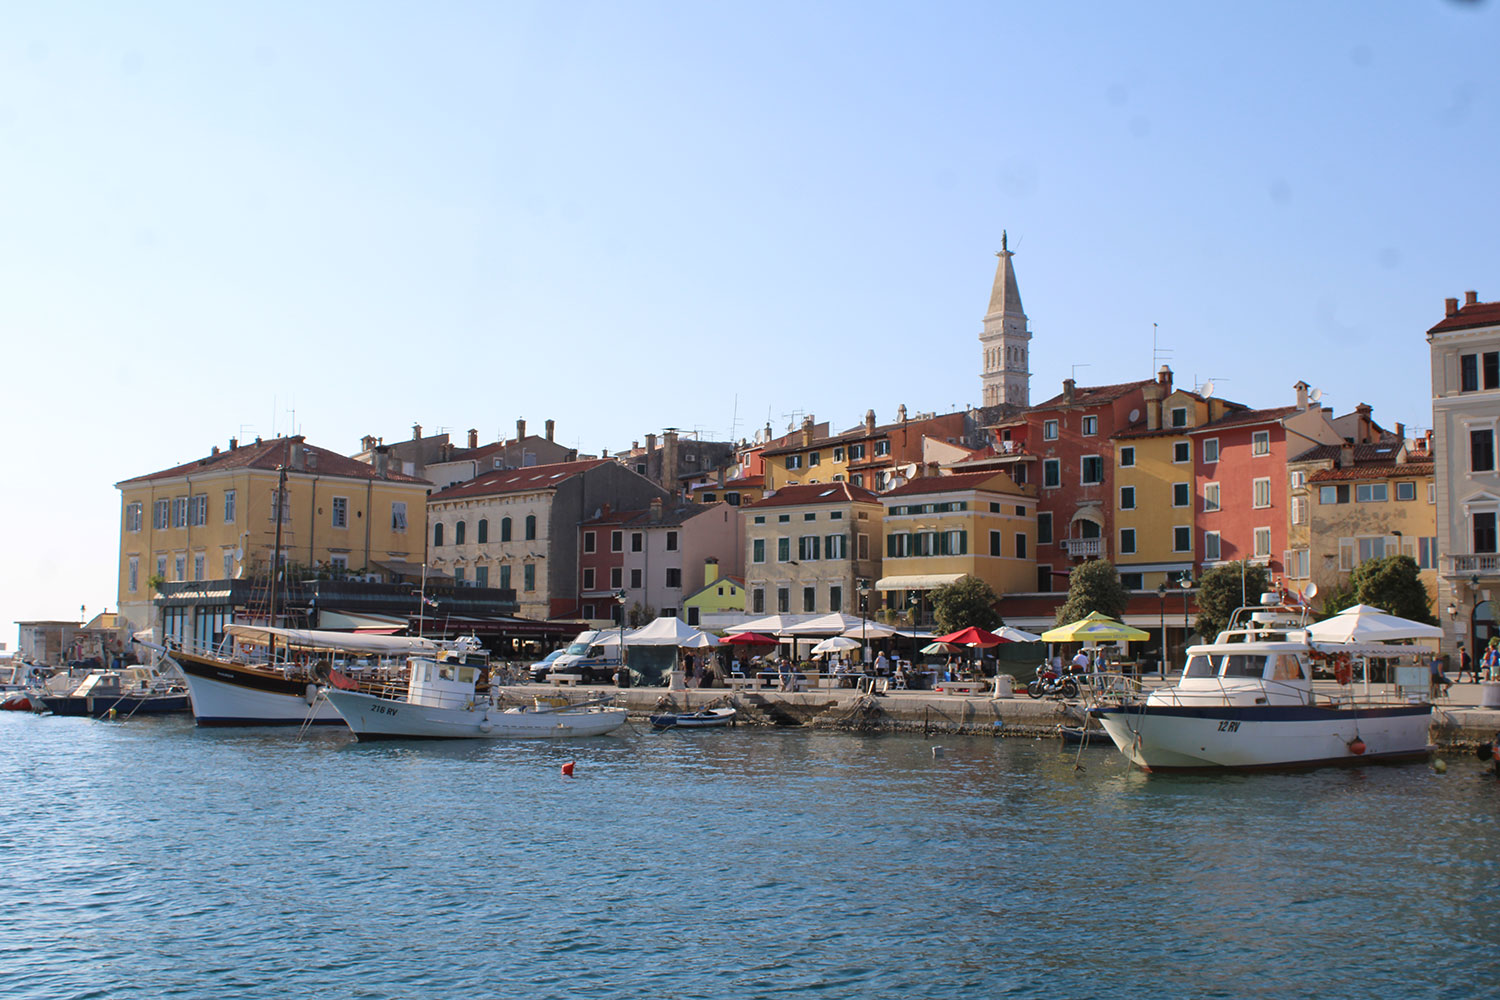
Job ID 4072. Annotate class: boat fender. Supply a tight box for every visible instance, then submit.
[1347,737,1367,755]
[1333,654,1353,686]
[561,760,575,777]
[479,717,492,733]
[1476,741,1494,762]
[305,682,319,706]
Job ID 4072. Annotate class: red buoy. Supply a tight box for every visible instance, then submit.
[561,760,575,777]
[1348,738,1367,756]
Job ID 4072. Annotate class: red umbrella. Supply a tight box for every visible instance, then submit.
[933,626,1006,648]
[720,631,780,646]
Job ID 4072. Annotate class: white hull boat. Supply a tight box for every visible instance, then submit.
[1091,595,1433,772]
[174,658,346,726]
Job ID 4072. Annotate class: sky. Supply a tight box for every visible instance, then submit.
[2,0,1497,639]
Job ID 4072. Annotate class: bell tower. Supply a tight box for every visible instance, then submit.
[979,231,1031,407]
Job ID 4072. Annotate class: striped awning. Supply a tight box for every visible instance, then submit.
[874,573,965,590]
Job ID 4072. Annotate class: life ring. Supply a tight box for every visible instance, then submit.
[1333,654,1353,686]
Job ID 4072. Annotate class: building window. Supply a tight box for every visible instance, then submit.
[125,502,143,532]
[786,455,802,470]
[1015,533,1027,559]
[173,496,188,528]
[777,537,790,562]
[156,555,168,582]
[1204,531,1221,561]
[1037,512,1053,544]
[1253,477,1272,508]
[128,556,139,592]
[525,515,537,540]
[433,522,444,547]
[454,567,466,584]
[666,568,681,588]
[523,563,535,591]
[1081,456,1103,485]
[608,566,619,589]
[455,520,466,544]
[1120,486,1136,510]
[701,492,717,503]
[1254,527,1272,558]
[1037,566,1052,592]
[778,514,791,523]
[1173,482,1190,507]
[666,531,678,551]
[857,532,870,560]
[874,440,890,456]
[777,587,790,613]
[501,565,512,590]
[1173,526,1191,553]
[583,531,596,553]
[153,499,169,529]
[632,532,644,552]
[849,443,866,460]
[189,495,208,527]
[630,568,643,588]
[1042,459,1060,488]
[1291,496,1306,525]
[726,492,741,505]
[610,529,621,551]
[809,451,821,466]
[1462,353,1479,392]
[752,539,766,563]
[1284,548,1309,579]
[1461,352,1499,392]
[269,492,290,524]
[1252,430,1271,456]
[223,490,236,522]
[1173,441,1190,463]
[477,519,488,543]
[1320,485,1350,505]
[990,530,1002,556]
[1204,482,1221,512]
[887,533,909,558]
[502,517,514,542]
[798,536,821,560]
[1418,536,1439,569]
[174,554,187,581]
[1355,483,1388,503]
[1082,415,1098,436]
[1471,429,1495,472]
[475,565,488,587]
[802,586,816,612]
[331,497,348,528]
[1395,481,1416,502]
[833,447,844,462]
[1476,512,1498,554]
[583,567,596,590]
[1171,407,1188,428]
[391,502,407,531]
[829,585,842,612]
[1120,528,1137,555]
[1120,446,1135,467]
[1290,469,1304,488]
[803,511,817,521]
[752,588,765,613]
[825,534,847,559]
[222,551,234,579]
[1043,420,1058,440]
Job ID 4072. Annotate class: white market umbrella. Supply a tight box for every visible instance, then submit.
[680,632,719,649]
[623,616,710,647]
[782,613,870,636]
[810,635,862,655]
[995,625,1043,643]
[840,620,903,639]
[1305,604,1443,643]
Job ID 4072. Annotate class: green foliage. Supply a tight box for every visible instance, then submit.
[1194,561,1271,640]
[931,575,1002,635]
[1053,560,1129,626]
[1346,555,1437,625]
[1317,576,1359,617]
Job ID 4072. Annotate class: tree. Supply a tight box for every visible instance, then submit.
[1194,561,1271,640]
[1053,560,1129,625]
[1346,555,1437,624]
[931,575,1002,635]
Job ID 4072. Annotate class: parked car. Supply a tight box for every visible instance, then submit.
[535,630,622,684]
[528,649,568,682]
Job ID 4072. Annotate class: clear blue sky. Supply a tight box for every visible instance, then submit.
[3,1,1496,637]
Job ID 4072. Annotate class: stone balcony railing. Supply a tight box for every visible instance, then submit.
[1062,537,1103,557]
[1447,554,1500,576]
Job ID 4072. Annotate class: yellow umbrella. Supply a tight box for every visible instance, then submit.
[1041,611,1150,643]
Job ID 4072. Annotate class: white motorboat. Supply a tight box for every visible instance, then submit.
[648,707,737,729]
[1092,595,1433,772]
[324,645,628,741]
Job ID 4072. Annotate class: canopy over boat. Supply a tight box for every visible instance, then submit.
[223,624,441,655]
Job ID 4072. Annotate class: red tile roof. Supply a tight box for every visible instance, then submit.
[117,436,428,485]
[1428,300,1500,335]
[760,412,963,456]
[744,482,880,508]
[1308,463,1434,483]
[691,475,764,491]
[1190,405,1300,433]
[428,459,609,501]
[882,471,1020,497]
[1029,379,1153,411]
[1291,440,1414,464]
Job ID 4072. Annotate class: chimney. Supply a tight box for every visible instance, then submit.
[229,437,238,451]
[1143,380,1164,431]
[645,432,657,457]
[545,419,555,442]
[291,446,306,472]
[898,403,908,423]
[1340,443,1354,467]
[1294,381,1309,410]
[412,423,422,440]
[467,428,478,449]
[650,497,663,522]
[1355,403,1374,444]
[1157,364,1173,391]
[1446,297,1459,317]
[801,416,814,447]
[1062,379,1075,404]
[375,446,389,478]
[703,558,719,585]
[359,435,373,451]
[1466,290,1479,307]
[865,409,876,434]
[516,418,526,441]
[1396,421,1406,443]
[211,445,220,456]
[663,429,679,485]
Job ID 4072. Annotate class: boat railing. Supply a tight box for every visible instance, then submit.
[1087,670,1427,711]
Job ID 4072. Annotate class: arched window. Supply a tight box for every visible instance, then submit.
[455,520,466,545]
[433,522,444,547]
[500,517,512,542]
[525,514,537,540]
[477,518,488,543]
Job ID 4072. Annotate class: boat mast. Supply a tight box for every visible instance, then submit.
[269,463,288,630]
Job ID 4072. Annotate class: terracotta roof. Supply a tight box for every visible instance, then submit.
[1190,405,1300,433]
[760,412,962,456]
[620,502,711,529]
[744,482,880,508]
[117,436,428,486]
[1428,299,1500,335]
[579,507,642,527]
[882,471,1020,497]
[691,475,764,491]
[1309,462,1434,483]
[1030,379,1153,411]
[1290,439,1415,464]
[427,459,609,501]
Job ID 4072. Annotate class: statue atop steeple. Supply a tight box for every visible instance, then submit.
[979,234,1031,408]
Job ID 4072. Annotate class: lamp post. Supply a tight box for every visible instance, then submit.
[1180,573,1194,645]
[1156,582,1168,674]
[615,588,628,685]
[857,577,871,666]
[909,591,921,670]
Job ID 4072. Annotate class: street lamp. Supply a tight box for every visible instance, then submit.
[908,591,921,669]
[1156,582,1168,674]
[615,588,628,685]
[857,577,871,666]
[1180,573,1194,644]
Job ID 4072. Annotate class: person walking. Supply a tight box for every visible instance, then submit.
[1457,643,1476,684]
[1483,641,1500,683]
[1429,654,1454,700]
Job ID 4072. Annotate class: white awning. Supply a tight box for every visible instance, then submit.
[224,624,440,654]
[874,574,964,590]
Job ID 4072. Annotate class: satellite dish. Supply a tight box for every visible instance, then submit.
[234,548,243,560]
[1201,380,1215,399]
[1303,582,1319,600]
[1128,408,1141,423]
[1309,388,1323,402]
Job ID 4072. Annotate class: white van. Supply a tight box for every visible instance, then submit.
[532,630,623,683]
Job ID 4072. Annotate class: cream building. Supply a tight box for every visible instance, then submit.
[742,483,884,617]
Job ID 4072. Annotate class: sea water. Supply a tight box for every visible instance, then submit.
[1,712,1496,999]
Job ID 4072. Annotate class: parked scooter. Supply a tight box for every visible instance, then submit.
[1027,662,1079,699]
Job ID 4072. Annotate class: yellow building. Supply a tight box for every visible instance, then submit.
[876,471,1037,616]
[761,409,973,491]
[681,560,747,628]
[742,483,885,616]
[115,435,431,633]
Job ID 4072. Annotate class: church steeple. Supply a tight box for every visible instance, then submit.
[979,231,1031,408]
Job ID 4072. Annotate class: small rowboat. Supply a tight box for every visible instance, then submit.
[649,707,737,729]
[1059,725,1112,748]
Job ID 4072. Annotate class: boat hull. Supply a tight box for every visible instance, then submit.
[1092,703,1433,772]
[324,689,629,740]
[172,653,345,727]
[38,693,190,718]
[649,708,737,728]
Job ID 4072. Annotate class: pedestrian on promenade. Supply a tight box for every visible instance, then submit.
[1483,641,1500,682]
[1429,654,1453,700]
[875,650,889,677]
[1457,643,1476,684]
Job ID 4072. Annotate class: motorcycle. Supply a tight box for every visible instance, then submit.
[1027,662,1079,699]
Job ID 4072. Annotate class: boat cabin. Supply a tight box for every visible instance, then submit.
[405,646,489,710]
[72,667,157,698]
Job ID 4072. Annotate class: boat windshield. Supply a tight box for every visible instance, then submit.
[1220,654,1267,679]
[1182,654,1216,678]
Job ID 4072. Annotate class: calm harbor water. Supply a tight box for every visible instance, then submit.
[2,711,1497,1000]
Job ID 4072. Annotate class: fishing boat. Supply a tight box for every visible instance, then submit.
[1091,594,1433,772]
[648,707,737,729]
[37,666,190,718]
[164,625,435,727]
[323,641,628,741]
[0,663,43,711]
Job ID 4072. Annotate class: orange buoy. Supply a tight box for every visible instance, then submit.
[561,760,575,777]
[1348,738,1367,756]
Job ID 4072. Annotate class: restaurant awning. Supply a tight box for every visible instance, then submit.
[874,574,964,590]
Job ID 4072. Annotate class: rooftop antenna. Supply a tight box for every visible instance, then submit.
[727,394,741,443]
[1070,364,1091,381]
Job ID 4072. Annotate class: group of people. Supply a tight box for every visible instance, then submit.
[1429,639,1500,697]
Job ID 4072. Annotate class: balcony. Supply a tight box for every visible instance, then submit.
[1447,554,1500,577]
[1061,537,1103,558]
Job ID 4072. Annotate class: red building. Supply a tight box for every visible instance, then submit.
[573,506,637,623]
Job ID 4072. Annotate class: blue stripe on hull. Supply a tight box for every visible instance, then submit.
[1093,703,1431,724]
